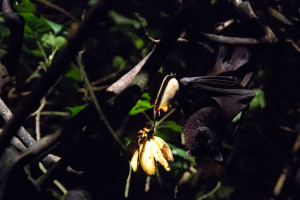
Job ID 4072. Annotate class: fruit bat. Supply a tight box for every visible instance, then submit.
[179,46,255,161]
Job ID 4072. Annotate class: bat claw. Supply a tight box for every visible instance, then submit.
[184,150,192,158]
[214,152,223,162]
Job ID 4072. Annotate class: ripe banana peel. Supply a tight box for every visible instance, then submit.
[127,136,173,176]
[150,139,170,171]
[139,139,155,176]
[127,141,139,172]
[153,136,174,162]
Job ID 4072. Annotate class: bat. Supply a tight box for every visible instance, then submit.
[179,46,255,161]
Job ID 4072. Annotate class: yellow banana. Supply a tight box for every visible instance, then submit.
[153,76,179,116]
[130,148,139,172]
[127,141,139,172]
[139,139,155,176]
[153,136,174,162]
[150,139,170,171]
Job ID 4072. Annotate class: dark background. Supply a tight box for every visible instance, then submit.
[0,0,300,199]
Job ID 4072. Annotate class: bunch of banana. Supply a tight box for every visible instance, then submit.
[127,128,174,176]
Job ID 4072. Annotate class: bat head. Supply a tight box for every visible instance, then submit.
[185,126,223,162]
[183,105,225,162]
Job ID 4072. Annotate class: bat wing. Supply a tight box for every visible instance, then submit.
[180,76,255,122]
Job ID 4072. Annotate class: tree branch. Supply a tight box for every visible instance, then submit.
[0,98,61,168]
[229,0,278,43]
[0,0,108,157]
[107,2,191,95]
[196,30,276,45]
[1,0,25,76]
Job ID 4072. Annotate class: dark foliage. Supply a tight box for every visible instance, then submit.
[0,0,299,200]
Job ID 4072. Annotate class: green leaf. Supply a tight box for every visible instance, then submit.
[135,15,147,26]
[171,161,189,169]
[32,72,41,78]
[51,189,63,200]
[168,144,197,166]
[211,0,218,5]
[0,24,10,38]
[54,36,66,50]
[66,104,87,116]
[108,10,141,28]
[41,32,55,48]
[41,33,66,63]
[134,39,144,49]
[158,120,182,132]
[65,64,82,82]
[112,56,127,70]
[129,93,153,115]
[88,0,98,6]
[141,92,151,100]
[250,88,266,110]
[20,13,52,35]
[14,0,36,13]
[31,50,43,57]
[216,185,235,199]
[171,146,186,158]
[23,24,35,39]
[45,19,63,34]
[232,112,242,123]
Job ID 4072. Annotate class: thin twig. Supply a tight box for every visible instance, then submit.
[155,166,163,186]
[36,121,87,190]
[267,7,293,26]
[11,136,27,151]
[135,16,213,50]
[197,30,277,45]
[0,98,36,147]
[286,39,300,53]
[37,0,77,21]
[12,129,62,168]
[0,98,61,168]
[36,150,71,191]
[36,40,49,68]
[77,50,126,150]
[155,108,176,129]
[135,13,209,49]
[215,19,235,32]
[0,0,108,157]
[91,69,125,86]
[142,112,153,125]
[229,0,278,44]
[38,162,67,195]
[78,85,109,92]
[124,163,132,198]
[25,65,43,84]
[271,133,300,199]
[107,2,190,96]
[197,181,221,200]
[39,111,70,116]
[15,106,92,191]
[134,13,160,44]
[34,98,47,141]
[107,50,154,95]
[145,176,151,193]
